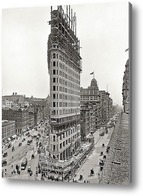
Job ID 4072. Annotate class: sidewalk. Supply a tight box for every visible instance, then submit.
[99,113,130,185]
[73,126,114,183]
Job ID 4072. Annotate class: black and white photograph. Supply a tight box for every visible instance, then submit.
[2,1,130,185]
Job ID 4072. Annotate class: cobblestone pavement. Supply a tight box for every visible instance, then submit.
[99,113,130,185]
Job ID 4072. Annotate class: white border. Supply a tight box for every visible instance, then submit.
[0,0,143,195]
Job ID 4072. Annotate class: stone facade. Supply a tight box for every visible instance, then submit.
[80,78,113,136]
[48,6,82,161]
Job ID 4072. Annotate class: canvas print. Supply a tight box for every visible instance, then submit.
[2,2,131,185]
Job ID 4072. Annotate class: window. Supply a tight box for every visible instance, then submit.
[53,61,56,66]
[53,94,56,99]
[53,135,56,142]
[53,53,56,58]
[53,78,56,83]
[53,102,56,107]
[53,70,56,75]
[60,143,62,149]
[53,145,56,151]
[53,86,56,91]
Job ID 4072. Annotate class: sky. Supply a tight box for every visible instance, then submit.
[2,1,129,106]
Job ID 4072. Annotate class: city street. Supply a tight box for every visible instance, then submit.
[73,126,114,183]
[2,119,49,180]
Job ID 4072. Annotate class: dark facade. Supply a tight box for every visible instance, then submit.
[28,111,35,128]
[99,90,113,124]
[80,104,90,141]
[80,102,99,141]
[26,97,50,121]
[122,59,129,114]
[2,108,29,135]
[2,120,16,142]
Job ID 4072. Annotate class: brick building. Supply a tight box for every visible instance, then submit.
[2,120,16,142]
[2,108,29,135]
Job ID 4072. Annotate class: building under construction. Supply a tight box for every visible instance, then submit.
[46,5,83,180]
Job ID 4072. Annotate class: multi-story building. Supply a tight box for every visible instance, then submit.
[99,90,110,124]
[80,103,96,141]
[2,120,16,142]
[28,111,35,128]
[26,97,50,121]
[80,78,102,132]
[48,6,82,161]
[122,59,129,113]
[80,78,100,105]
[2,108,29,135]
[2,99,14,108]
[2,92,25,104]
[93,102,102,129]
[108,97,113,118]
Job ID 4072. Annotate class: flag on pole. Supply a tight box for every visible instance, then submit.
[125,48,129,52]
[90,72,94,75]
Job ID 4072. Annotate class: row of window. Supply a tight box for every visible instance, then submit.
[59,86,80,95]
[52,52,80,73]
[59,62,80,80]
[51,64,80,85]
[59,78,80,91]
[52,127,79,142]
[81,90,99,95]
[51,53,80,77]
[53,101,80,108]
[52,108,80,115]
[59,94,80,101]
[81,96,98,100]
[52,133,80,151]
[52,76,80,91]
[51,115,80,125]
[2,129,15,137]
[59,70,80,85]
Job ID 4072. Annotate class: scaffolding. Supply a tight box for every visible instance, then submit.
[48,5,82,72]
